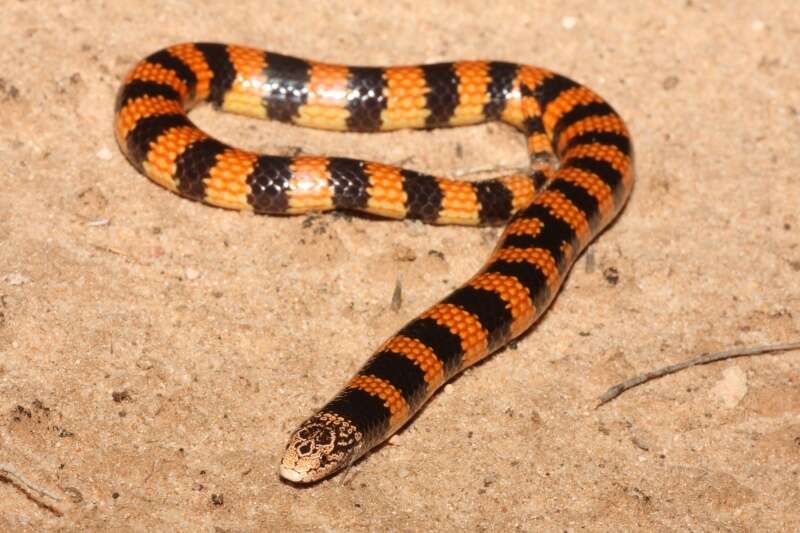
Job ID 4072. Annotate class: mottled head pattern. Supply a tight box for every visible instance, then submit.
[279,412,363,483]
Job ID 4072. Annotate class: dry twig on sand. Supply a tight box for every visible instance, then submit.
[597,341,800,407]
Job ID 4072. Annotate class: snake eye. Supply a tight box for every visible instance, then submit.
[317,430,333,446]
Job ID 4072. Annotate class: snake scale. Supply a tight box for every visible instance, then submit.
[114,42,634,483]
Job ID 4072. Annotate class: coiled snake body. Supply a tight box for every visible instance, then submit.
[114,42,634,483]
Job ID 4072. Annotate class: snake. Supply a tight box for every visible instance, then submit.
[114,42,634,483]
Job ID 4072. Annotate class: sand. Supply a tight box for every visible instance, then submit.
[1,0,798,530]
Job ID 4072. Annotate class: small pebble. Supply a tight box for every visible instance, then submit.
[185,267,200,280]
[3,273,31,286]
[561,16,577,29]
[392,245,417,262]
[662,75,680,90]
[96,147,113,161]
[136,356,155,370]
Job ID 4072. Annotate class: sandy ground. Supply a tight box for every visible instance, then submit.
[1,1,799,531]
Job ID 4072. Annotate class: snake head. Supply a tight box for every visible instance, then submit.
[279,412,363,483]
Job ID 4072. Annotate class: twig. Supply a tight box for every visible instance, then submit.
[0,463,66,516]
[450,164,528,178]
[92,244,128,258]
[596,341,800,407]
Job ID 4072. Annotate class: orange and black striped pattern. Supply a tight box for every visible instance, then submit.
[114,43,634,483]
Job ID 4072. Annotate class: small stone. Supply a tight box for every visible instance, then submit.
[63,487,84,503]
[3,273,31,286]
[392,245,417,262]
[561,16,577,29]
[662,75,680,90]
[96,147,113,161]
[711,366,748,407]
[136,356,155,370]
[603,267,620,285]
[112,390,131,403]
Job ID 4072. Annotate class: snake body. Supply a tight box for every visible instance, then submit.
[114,42,634,483]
